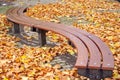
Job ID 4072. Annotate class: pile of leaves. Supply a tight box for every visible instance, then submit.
[0,0,120,80]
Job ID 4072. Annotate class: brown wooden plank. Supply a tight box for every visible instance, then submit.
[58,23,114,70]
[66,27,114,70]
[87,35,114,70]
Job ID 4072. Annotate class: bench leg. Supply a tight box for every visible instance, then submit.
[19,24,24,33]
[31,27,37,32]
[12,22,20,34]
[12,23,24,34]
[37,29,47,46]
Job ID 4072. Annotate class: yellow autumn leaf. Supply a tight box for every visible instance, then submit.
[114,42,120,47]
[42,47,47,50]
[113,71,119,78]
[20,66,24,71]
[67,77,71,80]
[52,34,59,39]
[67,49,75,55]
[21,55,27,59]
[107,36,114,40]
[55,76,59,80]
[3,77,8,80]
[20,55,29,63]
[28,71,35,77]
[110,48,116,54]
[41,54,46,58]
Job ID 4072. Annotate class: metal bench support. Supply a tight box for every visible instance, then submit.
[31,27,37,32]
[12,22,24,34]
[12,22,20,34]
[37,29,47,46]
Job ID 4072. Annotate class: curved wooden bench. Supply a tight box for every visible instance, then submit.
[6,7,114,79]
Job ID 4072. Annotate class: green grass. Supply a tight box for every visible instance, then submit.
[0,6,12,14]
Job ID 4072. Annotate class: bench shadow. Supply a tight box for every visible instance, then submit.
[78,68,113,80]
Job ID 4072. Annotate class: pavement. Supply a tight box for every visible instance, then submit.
[12,0,59,6]
[0,0,59,7]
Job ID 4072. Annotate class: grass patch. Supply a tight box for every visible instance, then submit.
[0,6,12,14]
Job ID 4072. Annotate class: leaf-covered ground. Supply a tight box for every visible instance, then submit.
[0,0,120,80]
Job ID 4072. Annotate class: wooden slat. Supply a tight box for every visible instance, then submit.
[65,27,114,70]
[63,25,114,70]
[87,35,114,70]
